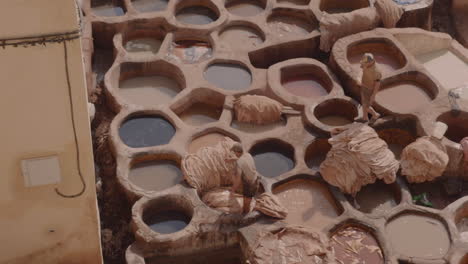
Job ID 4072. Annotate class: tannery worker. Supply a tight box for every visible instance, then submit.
[358,53,382,122]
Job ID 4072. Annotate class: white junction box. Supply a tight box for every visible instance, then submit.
[21,155,62,187]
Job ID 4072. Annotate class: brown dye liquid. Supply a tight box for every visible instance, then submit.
[355,181,397,214]
[226,0,264,17]
[146,211,189,234]
[268,16,314,37]
[282,74,328,98]
[179,103,221,126]
[273,179,340,229]
[231,119,286,133]
[176,6,218,25]
[188,133,229,153]
[125,38,162,54]
[119,116,175,148]
[386,214,450,258]
[119,76,180,107]
[129,160,182,191]
[375,81,432,113]
[331,227,384,264]
[219,26,263,50]
[318,116,352,126]
[348,52,402,74]
[92,4,125,16]
[170,40,212,64]
[204,63,252,91]
[409,181,460,209]
[132,0,168,12]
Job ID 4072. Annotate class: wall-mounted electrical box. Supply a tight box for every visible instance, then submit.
[21,155,62,187]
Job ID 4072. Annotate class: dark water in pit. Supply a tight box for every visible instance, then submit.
[251,144,294,178]
[92,4,125,16]
[119,116,175,148]
[146,211,190,234]
[204,63,252,91]
[176,6,218,25]
[132,0,168,12]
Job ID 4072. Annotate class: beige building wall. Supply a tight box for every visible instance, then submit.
[0,0,102,263]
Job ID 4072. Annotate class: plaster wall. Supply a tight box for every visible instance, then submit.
[0,0,102,263]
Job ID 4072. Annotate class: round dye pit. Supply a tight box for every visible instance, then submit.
[119,116,175,148]
[231,118,286,133]
[225,0,264,17]
[314,99,357,127]
[176,6,218,25]
[347,40,406,74]
[386,214,450,259]
[204,63,252,91]
[131,0,168,12]
[179,103,222,126]
[250,140,295,178]
[145,210,190,234]
[305,138,331,170]
[354,180,399,214]
[119,76,181,107]
[170,40,212,64]
[273,178,341,229]
[129,160,182,192]
[281,70,330,99]
[124,38,162,54]
[188,133,232,153]
[377,128,416,160]
[376,81,433,113]
[267,15,315,37]
[219,26,264,51]
[437,112,468,143]
[331,226,384,264]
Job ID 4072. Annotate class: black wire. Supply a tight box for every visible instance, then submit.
[55,40,87,198]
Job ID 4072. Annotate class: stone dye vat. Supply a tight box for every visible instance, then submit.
[80,0,467,262]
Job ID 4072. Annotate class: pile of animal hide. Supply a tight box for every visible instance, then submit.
[400,136,449,183]
[202,188,287,218]
[182,137,287,218]
[233,95,284,125]
[319,0,404,51]
[320,123,399,196]
[246,227,333,264]
[182,137,239,193]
